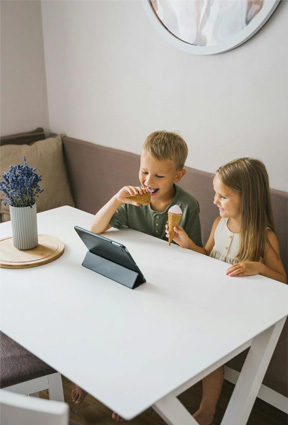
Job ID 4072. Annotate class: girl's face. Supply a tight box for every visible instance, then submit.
[213,174,242,220]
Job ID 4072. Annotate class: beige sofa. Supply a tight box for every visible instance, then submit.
[0,128,287,411]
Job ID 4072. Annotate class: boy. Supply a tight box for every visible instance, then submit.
[72,131,202,419]
[90,131,202,245]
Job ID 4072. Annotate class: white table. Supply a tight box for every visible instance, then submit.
[1,206,287,425]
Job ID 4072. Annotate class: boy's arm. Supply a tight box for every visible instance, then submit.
[90,186,147,234]
[90,195,122,234]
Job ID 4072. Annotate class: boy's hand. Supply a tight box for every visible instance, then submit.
[226,261,261,277]
[165,224,192,248]
[115,186,148,206]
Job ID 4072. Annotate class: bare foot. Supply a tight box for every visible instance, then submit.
[193,409,214,425]
[71,385,87,405]
[112,412,125,422]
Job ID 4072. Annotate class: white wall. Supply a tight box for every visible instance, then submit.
[41,0,288,191]
[1,1,287,191]
[0,1,49,136]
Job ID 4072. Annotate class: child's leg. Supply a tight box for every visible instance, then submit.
[112,412,124,422]
[72,385,124,421]
[193,366,224,425]
[71,385,87,404]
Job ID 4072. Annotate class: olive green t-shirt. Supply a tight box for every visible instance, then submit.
[110,184,202,246]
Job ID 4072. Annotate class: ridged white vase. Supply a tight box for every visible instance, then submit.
[9,204,38,250]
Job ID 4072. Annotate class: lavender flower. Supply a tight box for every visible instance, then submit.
[0,156,44,207]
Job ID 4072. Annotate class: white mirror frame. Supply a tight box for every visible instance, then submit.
[142,0,280,55]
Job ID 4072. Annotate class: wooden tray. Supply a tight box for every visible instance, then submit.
[0,234,65,269]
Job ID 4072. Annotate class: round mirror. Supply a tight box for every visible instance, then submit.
[143,0,280,54]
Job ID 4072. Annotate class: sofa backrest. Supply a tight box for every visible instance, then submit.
[62,136,288,275]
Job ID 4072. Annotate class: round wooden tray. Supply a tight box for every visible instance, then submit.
[0,234,65,269]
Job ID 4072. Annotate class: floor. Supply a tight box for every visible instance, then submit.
[41,376,288,425]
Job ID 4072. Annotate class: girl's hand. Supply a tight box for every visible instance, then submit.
[226,261,261,277]
[165,224,192,249]
[115,186,148,206]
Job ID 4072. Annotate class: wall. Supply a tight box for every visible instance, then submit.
[41,0,287,192]
[1,1,287,191]
[0,1,49,136]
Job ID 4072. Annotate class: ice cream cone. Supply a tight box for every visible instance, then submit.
[127,192,151,206]
[168,212,182,246]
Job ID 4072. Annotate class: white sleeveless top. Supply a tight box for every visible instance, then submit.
[210,218,240,265]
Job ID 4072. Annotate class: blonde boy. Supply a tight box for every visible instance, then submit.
[90,131,202,246]
[72,131,202,414]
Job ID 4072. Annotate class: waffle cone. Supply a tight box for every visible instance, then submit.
[127,192,151,206]
[168,212,182,245]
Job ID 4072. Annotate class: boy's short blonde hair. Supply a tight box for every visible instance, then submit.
[143,131,188,171]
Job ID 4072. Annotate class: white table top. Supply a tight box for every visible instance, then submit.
[1,206,287,419]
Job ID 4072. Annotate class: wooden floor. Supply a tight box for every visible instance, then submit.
[41,376,287,425]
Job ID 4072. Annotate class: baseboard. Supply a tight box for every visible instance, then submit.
[224,366,288,414]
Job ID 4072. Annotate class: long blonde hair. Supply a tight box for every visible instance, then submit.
[217,158,275,261]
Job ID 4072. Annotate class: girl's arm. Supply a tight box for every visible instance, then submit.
[90,186,147,234]
[167,216,220,256]
[204,216,221,255]
[226,230,287,283]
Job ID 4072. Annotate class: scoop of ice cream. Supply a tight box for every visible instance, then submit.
[168,205,182,214]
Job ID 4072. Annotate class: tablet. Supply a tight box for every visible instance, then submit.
[74,226,146,289]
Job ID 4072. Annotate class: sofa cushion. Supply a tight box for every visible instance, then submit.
[62,136,140,215]
[0,135,75,221]
[0,332,56,388]
[0,127,46,146]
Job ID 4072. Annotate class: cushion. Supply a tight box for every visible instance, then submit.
[0,127,46,146]
[0,332,56,388]
[0,135,75,221]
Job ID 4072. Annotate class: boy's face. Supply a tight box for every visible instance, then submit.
[139,152,184,201]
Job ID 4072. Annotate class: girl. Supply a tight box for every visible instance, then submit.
[166,157,287,425]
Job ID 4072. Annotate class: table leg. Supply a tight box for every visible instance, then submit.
[221,317,286,425]
[153,394,198,425]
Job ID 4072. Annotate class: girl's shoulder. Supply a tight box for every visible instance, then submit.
[214,216,222,225]
[213,216,225,229]
[212,217,235,239]
[210,216,222,235]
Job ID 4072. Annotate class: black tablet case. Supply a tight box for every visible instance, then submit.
[75,226,146,289]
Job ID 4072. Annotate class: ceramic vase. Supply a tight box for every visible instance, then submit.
[9,204,38,250]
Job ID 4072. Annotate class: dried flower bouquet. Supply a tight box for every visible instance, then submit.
[0,156,43,208]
